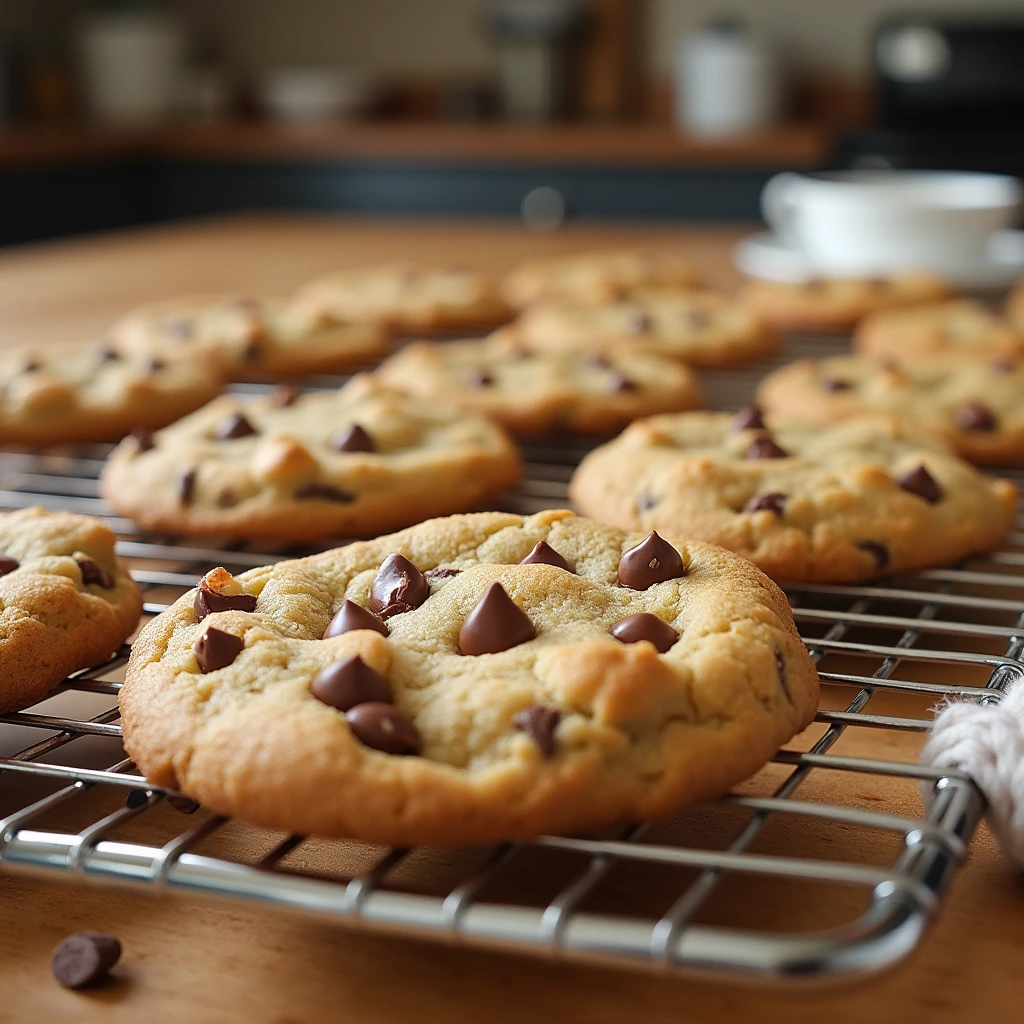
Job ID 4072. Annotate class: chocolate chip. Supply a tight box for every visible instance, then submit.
[194,581,257,621]
[332,424,375,453]
[747,436,788,459]
[270,383,301,407]
[51,932,121,989]
[218,490,238,508]
[0,555,20,576]
[775,647,792,704]
[145,357,165,373]
[993,359,1016,374]
[368,554,429,618]
[425,567,461,581]
[346,702,421,755]
[730,404,765,431]
[519,540,574,573]
[955,403,997,432]
[626,311,651,334]
[896,464,942,504]
[178,468,197,505]
[608,372,638,393]
[242,340,262,363]
[77,559,114,589]
[98,347,121,362]
[22,359,40,373]
[467,369,494,389]
[194,627,243,672]
[742,491,787,515]
[587,352,612,369]
[459,582,536,656]
[683,309,710,329]
[618,532,686,590]
[857,541,890,571]
[638,492,657,512]
[294,482,356,503]
[166,318,193,339]
[821,377,853,392]
[512,705,560,758]
[130,426,154,453]
[312,655,391,712]
[609,613,677,653]
[215,412,258,440]
[125,789,148,809]
[167,794,200,814]
[322,600,389,638]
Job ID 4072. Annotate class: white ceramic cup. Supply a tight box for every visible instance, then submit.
[761,170,1023,276]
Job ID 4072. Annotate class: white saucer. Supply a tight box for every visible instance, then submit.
[733,229,1024,290]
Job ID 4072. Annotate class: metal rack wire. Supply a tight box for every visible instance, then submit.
[0,341,1017,984]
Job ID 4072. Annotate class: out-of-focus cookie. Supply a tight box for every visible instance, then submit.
[757,354,1024,466]
[738,273,952,332]
[1006,281,1024,332]
[501,249,702,308]
[99,375,522,541]
[375,332,702,435]
[569,411,1016,582]
[119,509,818,845]
[513,291,777,367]
[0,507,142,712]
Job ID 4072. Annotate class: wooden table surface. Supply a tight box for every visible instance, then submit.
[0,215,1019,1023]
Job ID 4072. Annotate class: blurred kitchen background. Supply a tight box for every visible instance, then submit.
[0,0,1022,245]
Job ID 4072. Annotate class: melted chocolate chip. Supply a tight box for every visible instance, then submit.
[178,468,197,505]
[346,702,421,755]
[513,705,561,758]
[369,554,429,618]
[730,404,765,431]
[609,613,677,653]
[955,403,998,432]
[459,582,536,656]
[467,369,495,389]
[130,426,154,453]
[821,377,853,392]
[425,567,461,581]
[51,932,121,990]
[322,600,389,639]
[617,532,685,590]
[215,412,258,440]
[626,311,651,334]
[77,559,114,589]
[270,383,301,407]
[0,555,19,576]
[896,464,942,504]
[332,424,375,453]
[312,655,391,712]
[519,540,574,573]
[742,491,787,515]
[194,581,257,621]
[608,372,638,393]
[294,482,356,503]
[194,627,244,672]
[747,436,788,460]
[857,541,890,571]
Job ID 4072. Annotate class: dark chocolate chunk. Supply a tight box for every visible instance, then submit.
[368,554,429,618]
[896,464,942,504]
[312,655,391,712]
[617,532,685,590]
[215,412,258,440]
[512,705,561,758]
[425,567,461,581]
[51,932,121,989]
[747,436,788,460]
[609,613,677,653]
[626,311,651,334]
[332,424,375,453]
[77,559,114,589]
[459,582,536,656]
[130,426,154,453]
[270,383,301,407]
[194,627,244,672]
[322,600,389,639]
[467,369,495,389]
[955,402,997,432]
[742,491,787,515]
[730,404,765,432]
[294,482,356,503]
[0,555,19,576]
[346,702,421,755]
[194,581,257,621]
[857,541,890,571]
[608,372,638,393]
[519,540,574,573]
[821,377,853,392]
[124,788,148,809]
[178,468,197,505]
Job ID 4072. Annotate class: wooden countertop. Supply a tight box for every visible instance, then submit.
[0,215,1019,1023]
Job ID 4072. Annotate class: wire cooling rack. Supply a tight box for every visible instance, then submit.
[0,337,1018,984]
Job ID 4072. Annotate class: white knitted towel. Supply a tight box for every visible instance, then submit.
[920,684,1024,867]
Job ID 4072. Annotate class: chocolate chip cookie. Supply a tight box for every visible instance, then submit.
[512,291,778,368]
[738,273,952,332]
[0,340,224,445]
[110,293,390,377]
[569,411,1016,582]
[99,375,522,541]
[374,332,702,436]
[119,509,818,844]
[293,263,511,334]
[501,249,702,308]
[1006,280,1024,332]
[757,354,1024,465]
[0,507,142,712]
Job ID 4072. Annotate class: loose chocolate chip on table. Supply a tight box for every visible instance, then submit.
[747,436,788,460]
[312,655,391,712]
[513,705,561,758]
[346,702,421,755]
[322,600,389,638]
[857,541,890,571]
[460,582,536,656]
[609,613,677,653]
[730,404,765,432]
[467,369,495,389]
[130,427,154,453]
[294,482,356,503]
[955,403,998,432]
[194,627,244,672]
[194,580,257,621]
[821,377,853,392]
[332,424,375,453]
[77,559,114,589]
[425,567,460,581]
[626,311,651,334]
[215,412,258,440]
[369,554,429,618]
[608,372,638,393]
[519,540,574,573]
[618,532,686,590]
[742,491,787,515]
[178,468,197,505]
[0,555,19,576]
[270,383,301,407]
[51,932,122,989]
[896,464,943,504]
